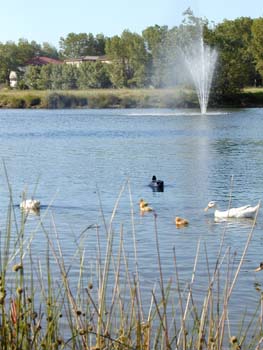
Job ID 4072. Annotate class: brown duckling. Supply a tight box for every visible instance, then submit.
[139,199,153,213]
[255,262,263,272]
[175,216,189,228]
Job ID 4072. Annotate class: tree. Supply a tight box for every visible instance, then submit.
[142,25,168,87]
[77,62,111,89]
[251,18,263,82]
[211,17,256,96]
[38,64,53,89]
[51,64,64,89]
[59,33,106,58]
[93,34,107,55]
[61,64,79,89]
[142,25,180,87]
[106,30,149,88]
[0,41,20,84]
[176,7,208,49]
[105,35,126,87]
[41,42,59,59]
[24,65,41,89]
[17,39,41,64]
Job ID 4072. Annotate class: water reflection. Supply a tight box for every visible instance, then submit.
[212,138,242,155]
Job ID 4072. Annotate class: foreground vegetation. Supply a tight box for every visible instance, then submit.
[0,177,262,350]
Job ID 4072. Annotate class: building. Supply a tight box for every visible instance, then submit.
[25,56,63,66]
[9,56,62,87]
[64,55,110,67]
[9,55,110,87]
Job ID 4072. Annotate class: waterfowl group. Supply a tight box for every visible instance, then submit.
[204,201,260,219]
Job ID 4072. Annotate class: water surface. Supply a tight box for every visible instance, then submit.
[0,107,262,330]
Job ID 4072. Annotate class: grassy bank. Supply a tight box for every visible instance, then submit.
[0,177,262,350]
[0,88,199,109]
[1,87,263,109]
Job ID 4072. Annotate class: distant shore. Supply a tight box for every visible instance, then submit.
[0,87,263,109]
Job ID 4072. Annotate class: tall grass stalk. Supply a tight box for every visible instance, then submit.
[0,178,261,349]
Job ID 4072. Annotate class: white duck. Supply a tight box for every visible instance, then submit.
[204,201,260,219]
[20,199,40,211]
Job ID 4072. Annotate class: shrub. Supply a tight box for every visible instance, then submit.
[42,92,88,109]
[88,94,120,108]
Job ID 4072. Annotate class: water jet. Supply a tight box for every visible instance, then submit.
[183,28,217,114]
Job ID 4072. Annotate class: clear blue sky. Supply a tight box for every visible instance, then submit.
[0,0,262,48]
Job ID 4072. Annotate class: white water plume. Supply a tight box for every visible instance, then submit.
[183,32,217,114]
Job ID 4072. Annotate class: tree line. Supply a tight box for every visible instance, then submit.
[1,10,263,98]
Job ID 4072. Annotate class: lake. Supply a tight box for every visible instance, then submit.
[0,107,263,335]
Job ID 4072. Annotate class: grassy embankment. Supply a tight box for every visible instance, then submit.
[0,88,199,109]
[0,174,262,350]
[1,87,263,109]
[240,87,263,107]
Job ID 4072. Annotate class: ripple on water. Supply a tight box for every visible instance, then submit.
[0,108,262,336]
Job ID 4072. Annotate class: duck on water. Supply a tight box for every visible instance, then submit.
[149,175,164,192]
[20,199,40,211]
[139,199,153,213]
[204,201,260,219]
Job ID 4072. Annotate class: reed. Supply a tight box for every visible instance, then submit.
[0,178,261,349]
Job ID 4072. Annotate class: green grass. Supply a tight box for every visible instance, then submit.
[1,86,263,109]
[243,87,263,93]
[0,88,199,109]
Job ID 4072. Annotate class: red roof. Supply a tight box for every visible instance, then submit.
[26,56,62,66]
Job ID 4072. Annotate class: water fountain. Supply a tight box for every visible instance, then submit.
[183,28,217,114]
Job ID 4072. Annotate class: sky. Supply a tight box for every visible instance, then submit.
[0,0,262,48]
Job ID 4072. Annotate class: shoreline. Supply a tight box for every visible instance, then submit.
[0,88,263,109]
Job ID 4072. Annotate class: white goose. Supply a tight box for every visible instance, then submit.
[204,201,260,219]
[20,199,40,211]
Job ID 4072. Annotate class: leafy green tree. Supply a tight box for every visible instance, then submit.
[142,25,169,87]
[106,30,149,88]
[93,34,107,56]
[142,25,180,87]
[59,33,106,58]
[251,18,263,81]
[77,61,111,88]
[24,65,41,89]
[59,33,88,58]
[61,64,79,89]
[51,64,64,89]
[122,31,149,87]
[211,17,256,96]
[41,42,59,59]
[38,64,53,89]
[0,41,20,84]
[17,39,41,63]
[0,39,56,86]
[176,8,208,50]
[105,36,126,87]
